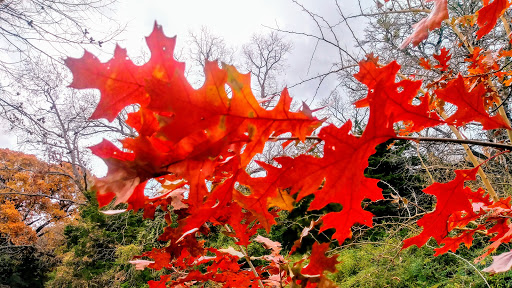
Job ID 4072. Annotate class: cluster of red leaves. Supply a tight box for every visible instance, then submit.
[399,160,512,275]
[65,6,512,285]
[406,8,512,274]
[66,24,335,287]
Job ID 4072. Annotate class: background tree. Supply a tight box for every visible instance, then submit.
[0,148,85,287]
[0,0,122,79]
[0,0,126,178]
[0,148,84,244]
[241,32,293,104]
[186,26,235,85]
[0,2,133,286]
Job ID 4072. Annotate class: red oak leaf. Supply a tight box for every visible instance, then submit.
[476,224,512,262]
[146,62,320,166]
[235,160,296,231]
[403,167,481,249]
[489,197,512,209]
[301,242,339,276]
[434,230,477,256]
[245,59,442,243]
[303,278,339,288]
[447,207,484,231]
[148,275,171,288]
[400,0,449,48]
[269,121,390,243]
[176,172,239,235]
[65,23,184,121]
[163,248,261,287]
[208,202,262,246]
[129,259,155,270]
[72,24,319,214]
[476,0,511,39]
[464,47,500,76]
[354,60,443,133]
[89,140,144,207]
[442,187,490,232]
[145,248,172,270]
[254,235,282,256]
[434,75,510,130]
[125,108,161,137]
[433,48,451,71]
[126,180,149,212]
[115,64,316,212]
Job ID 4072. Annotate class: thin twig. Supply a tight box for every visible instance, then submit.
[269,135,512,150]
[447,251,490,288]
[223,225,265,288]
[425,240,491,288]
[345,8,431,20]
[0,184,85,205]
[416,142,434,184]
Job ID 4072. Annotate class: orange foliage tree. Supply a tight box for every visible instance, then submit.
[63,0,512,286]
[0,149,85,247]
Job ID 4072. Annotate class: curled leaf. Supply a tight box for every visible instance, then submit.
[483,250,512,273]
[129,259,155,270]
[100,209,127,215]
[401,0,449,48]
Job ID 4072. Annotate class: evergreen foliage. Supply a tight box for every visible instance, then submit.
[46,191,166,288]
[0,245,51,288]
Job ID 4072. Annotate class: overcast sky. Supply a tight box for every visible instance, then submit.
[0,0,375,174]
[110,0,373,103]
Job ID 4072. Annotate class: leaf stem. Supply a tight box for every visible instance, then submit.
[444,19,474,54]
[223,225,265,288]
[440,111,500,202]
[446,251,490,288]
[270,135,512,150]
[415,141,435,184]
[425,243,491,288]
[501,15,512,40]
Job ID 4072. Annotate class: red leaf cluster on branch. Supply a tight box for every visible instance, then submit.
[65,8,512,285]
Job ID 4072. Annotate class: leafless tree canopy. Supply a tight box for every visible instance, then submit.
[186,26,234,75]
[242,31,292,100]
[0,57,135,191]
[0,0,122,78]
[0,0,128,185]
